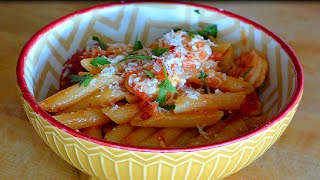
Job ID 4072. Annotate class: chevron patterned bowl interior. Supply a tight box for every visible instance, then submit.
[16,2,303,179]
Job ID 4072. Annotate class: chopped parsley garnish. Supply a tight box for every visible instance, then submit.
[92,36,108,50]
[162,105,176,110]
[152,48,169,56]
[118,55,153,63]
[156,64,179,106]
[132,35,143,52]
[156,87,167,107]
[198,71,209,94]
[242,66,254,78]
[90,57,111,67]
[198,24,218,39]
[187,31,197,38]
[68,74,93,87]
[143,70,155,79]
[173,28,182,32]
[194,9,200,14]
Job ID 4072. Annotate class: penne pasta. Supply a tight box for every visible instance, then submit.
[131,111,224,128]
[39,74,122,112]
[244,115,268,129]
[174,92,246,113]
[211,42,231,54]
[53,108,111,130]
[124,92,140,104]
[188,119,230,146]
[220,46,234,72]
[104,124,136,143]
[101,122,118,135]
[139,128,185,148]
[61,87,126,113]
[102,104,139,124]
[122,127,158,146]
[80,58,102,74]
[187,69,254,94]
[80,125,103,139]
[170,128,199,147]
[188,115,267,146]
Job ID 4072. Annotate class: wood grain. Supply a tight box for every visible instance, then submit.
[1,1,319,179]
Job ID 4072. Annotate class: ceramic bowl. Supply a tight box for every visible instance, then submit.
[16,2,303,179]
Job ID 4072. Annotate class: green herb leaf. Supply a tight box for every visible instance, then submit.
[187,31,197,38]
[156,87,167,107]
[194,9,200,14]
[92,36,108,50]
[151,48,169,56]
[143,70,155,79]
[158,80,166,88]
[129,51,138,55]
[165,79,178,93]
[198,71,209,93]
[68,74,93,87]
[198,24,218,39]
[162,64,168,78]
[90,57,111,67]
[162,105,176,110]
[242,66,254,78]
[133,35,143,51]
[199,71,208,79]
[118,55,153,63]
[156,64,179,106]
[173,28,182,32]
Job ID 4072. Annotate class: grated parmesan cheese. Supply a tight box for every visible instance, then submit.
[222,73,227,80]
[110,105,119,112]
[108,81,120,90]
[192,45,198,51]
[109,55,125,64]
[197,125,209,139]
[185,90,200,100]
[157,107,169,113]
[214,89,222,94]
[183,100,190,107]
[128,74,136,86]
[134,78,160,96]
[82,30,226,103]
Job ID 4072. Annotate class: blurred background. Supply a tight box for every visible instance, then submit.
[0,1,319,179]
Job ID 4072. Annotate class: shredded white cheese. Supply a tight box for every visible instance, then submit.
[110,104,119,112]
[101,65,117,77]
[185,90,200,100]
[214,89,222,94]
[82,30,224,104]
[197,125,209,139]
[108,81,120,90]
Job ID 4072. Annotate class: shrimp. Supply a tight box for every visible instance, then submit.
[227,50,268,88]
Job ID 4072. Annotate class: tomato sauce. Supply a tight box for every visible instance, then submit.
[240,92,262,116]
[60,49,87,90]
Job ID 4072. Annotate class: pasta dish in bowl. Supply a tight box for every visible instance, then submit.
[16,2,303,179]
[40,27,269,148]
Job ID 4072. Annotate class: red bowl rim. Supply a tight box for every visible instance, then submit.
[16,1,304,153]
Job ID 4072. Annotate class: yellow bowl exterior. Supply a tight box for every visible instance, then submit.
[19,89,301,179]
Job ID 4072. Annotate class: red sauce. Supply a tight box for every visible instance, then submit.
[60,49,86,90]
[240,92,262,116]
[59,45,113,90]
[169,46,175,53]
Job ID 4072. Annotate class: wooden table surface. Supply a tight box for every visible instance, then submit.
[1,1,319,179]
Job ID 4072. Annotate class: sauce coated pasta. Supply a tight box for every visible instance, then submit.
[39,26,269,148]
